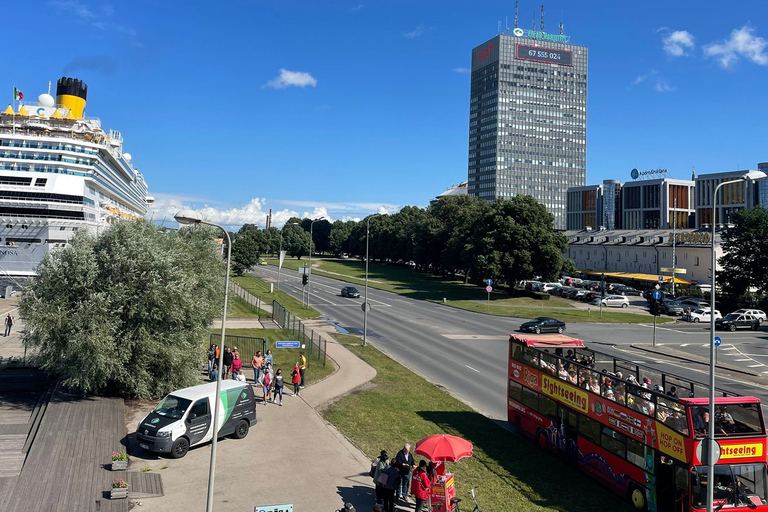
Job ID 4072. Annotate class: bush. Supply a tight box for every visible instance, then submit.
[513,288,550,300]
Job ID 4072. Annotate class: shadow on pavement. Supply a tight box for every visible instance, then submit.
[417,410,630,512]
[335,480,376,512]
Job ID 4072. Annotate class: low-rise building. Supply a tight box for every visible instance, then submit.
[695,170,762,227]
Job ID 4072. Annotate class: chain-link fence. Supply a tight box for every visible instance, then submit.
[229,282,272,319]
[272,300,327,367]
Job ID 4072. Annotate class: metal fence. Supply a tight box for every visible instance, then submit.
[208,334,267,367]
[272,300,327,367]
[229,282,271,319]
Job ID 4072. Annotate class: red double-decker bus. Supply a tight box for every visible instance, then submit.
[507,333,768,511]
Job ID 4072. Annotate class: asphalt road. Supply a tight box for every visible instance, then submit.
[252,266,768,420]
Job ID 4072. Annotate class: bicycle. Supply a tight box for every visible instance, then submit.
[449,487,482,512]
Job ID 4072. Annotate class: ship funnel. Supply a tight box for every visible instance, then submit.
[56,77,88,118]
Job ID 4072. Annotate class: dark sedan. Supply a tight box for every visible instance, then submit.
[340,286,361,298]
[519,317,566,334]
[716,313,760,331]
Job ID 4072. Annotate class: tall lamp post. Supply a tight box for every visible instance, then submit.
[306,219,319,307]
[363,213,381,347]
[277,222,298,291]
[174,209,232,512]
[706,170,766,512]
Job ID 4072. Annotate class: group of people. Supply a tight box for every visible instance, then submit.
[206,345,308,407]
[371,444,437,512]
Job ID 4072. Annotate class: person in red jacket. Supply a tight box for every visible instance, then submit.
[410,460,430,512]
[291,363,301,397]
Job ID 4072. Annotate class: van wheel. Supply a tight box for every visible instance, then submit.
[171,437,189,459]
[233,419,249,439]
[628,484,648,511]
[536,429,549,452]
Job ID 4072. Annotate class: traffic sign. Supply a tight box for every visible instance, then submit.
[696,438,721,466]
[658,275,664,283]
[486,286,493,293]
[660,267,687,274]
[714,336,722,347]
[361,302,371,312]
[652,290,662,300]
[655,284,660,290]
[275,341,300,349]
[486,279,493,286]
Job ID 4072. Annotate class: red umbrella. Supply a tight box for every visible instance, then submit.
[414,434,473,462]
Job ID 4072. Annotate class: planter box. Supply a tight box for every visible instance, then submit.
[110,488,128,500]
[111,460,128,470]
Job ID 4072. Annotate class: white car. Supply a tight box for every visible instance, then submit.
[689,308,722,323]
[732,309,767,323]
[542,283,562,293]
[597,295,630,308]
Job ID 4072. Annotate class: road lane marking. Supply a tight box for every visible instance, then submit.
[638,324,699,334]
[442,334,503,340]
[465,365,481,373]
[679,343,689,347]
[749,364,764,368]
[734,358,752,361]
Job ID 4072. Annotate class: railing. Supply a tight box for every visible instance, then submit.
[229,282,271,319]
[208,334,267,366]
[272,300,327,367]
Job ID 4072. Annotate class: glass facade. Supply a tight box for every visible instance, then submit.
[467,33,588,230]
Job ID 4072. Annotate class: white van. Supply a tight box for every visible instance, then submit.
[136,380,256,458]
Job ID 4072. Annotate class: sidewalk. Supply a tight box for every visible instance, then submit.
[126,318,379,512]
[0,297,25,363]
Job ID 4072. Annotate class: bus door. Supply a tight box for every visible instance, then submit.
[656,454,689,512]
[556,405,579,465]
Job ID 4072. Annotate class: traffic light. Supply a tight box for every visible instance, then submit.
[302,274,309,285]
[650,298,663,316]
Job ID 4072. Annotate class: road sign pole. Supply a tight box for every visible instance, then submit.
[653,314,657,347]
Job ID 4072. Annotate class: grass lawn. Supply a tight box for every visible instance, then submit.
[324,334,630,512]
[213,328,336,384]
[227,294,270,318]
[233,274,320,319]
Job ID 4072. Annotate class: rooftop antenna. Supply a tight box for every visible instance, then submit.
[692,167,696,181]
[498,20,502,34]
[560,9,564,35]
[532,10,535,31]
[541,4,545,31]
[47,81,52,95]
[505,16,509,33]
[514,1,518,28]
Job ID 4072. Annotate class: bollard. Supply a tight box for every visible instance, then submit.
[588,307,590,317]
[443,298,446,304]
[270,283,274,293]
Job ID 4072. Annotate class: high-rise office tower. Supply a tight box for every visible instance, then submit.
[467,27,588,230]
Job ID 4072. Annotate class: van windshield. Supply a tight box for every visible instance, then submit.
[153,395,192,420]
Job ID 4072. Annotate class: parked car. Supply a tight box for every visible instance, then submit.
[660,299,684,316]
[732,309,767,323]
[340,286,360,298]
[561,277,583,286]
[716,313,760,331]
[613,285,641,296]
[679,299,710,310]
[542,283,562,293]
[592,295,630,308]
[574,290,590,301]
[519,317,566,334]
[688,308,722,323]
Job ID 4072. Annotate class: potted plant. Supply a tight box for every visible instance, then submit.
[110,478,129,499]
[111,451,128,470]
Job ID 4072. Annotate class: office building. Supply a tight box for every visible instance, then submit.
[467,28,588,230]
[621,178,695,230]
[695,170,761,227]
[566,179,621,230]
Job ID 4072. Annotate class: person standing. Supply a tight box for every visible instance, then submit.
[231,353,242,380]
[411,460,431,512]
[273,368,284,405]
[382,461,400,512]
[252,351,263,384]
[210,363,219,383]
[291,362,301,397]
[260,366,272,405]
[372,451,389,506]
[4,313,13,337]
[298,351,307,388]
[223,346,233,379]
[207,344,216,377]
[395,444,415,502]
[264,349,273,367]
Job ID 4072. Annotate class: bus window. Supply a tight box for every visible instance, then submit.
[725,403,765,435]
[601,427,627,460]
[657,401,689,436]
[509,380,523,402]
[522,347,538,368]
[626,437,645,468]
[522,387,538,411]
[579,415,601,446]
[539,395,557,417]
[511,343,524,362]
[693,464,768,508]
[733,463,768,506]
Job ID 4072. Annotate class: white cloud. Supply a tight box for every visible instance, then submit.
[264,69,318,89]
[403,24,425,39]
[704,25,768,68]
[350,4,364,12]
[49,0,96,19]
[632,69,657,85]
[149,194,402,230]
[654,80,675,92]
[662,30,695,57]
[453,67,470,74]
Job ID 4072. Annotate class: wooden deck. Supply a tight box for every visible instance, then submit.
[0,383,163,512]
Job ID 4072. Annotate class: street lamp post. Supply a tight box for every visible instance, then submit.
[363,213,381,347]
[174,209,232,512]
[277,222,298,291]
[306,219,319,307]
[706,170,766,512]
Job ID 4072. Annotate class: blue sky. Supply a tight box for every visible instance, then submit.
[6,1,768,228]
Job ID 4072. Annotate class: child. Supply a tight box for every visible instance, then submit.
[291,362,301,397]
[273,368,284,405]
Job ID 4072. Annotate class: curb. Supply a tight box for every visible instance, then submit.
[630,343,760,377]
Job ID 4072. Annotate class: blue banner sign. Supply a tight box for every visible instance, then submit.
[275,341,300,349]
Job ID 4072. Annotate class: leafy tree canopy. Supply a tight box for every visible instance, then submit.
[719,206,768,296]
[20,221,223,398]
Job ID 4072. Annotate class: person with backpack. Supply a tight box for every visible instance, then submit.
[273,368,284,405]
[372,450,389,506]
[4,313,14,337]
[291,362,301,397]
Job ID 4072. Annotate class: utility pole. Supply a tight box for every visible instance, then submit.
[672,197,677,297]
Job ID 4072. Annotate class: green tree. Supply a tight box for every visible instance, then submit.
[283,222,310,259]
[20,221,223,398]
[719,206,768,296]
[329,220,354,256]
[231,229,261,275]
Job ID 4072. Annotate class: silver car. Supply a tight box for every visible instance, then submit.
[598,295,630,308]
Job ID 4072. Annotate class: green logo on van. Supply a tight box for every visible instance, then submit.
[241,392,247,399]
[151,418,159,424]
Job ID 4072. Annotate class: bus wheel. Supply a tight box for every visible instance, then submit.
[536,430,549,452]
[170,437,189,459]
[628,485,647,511]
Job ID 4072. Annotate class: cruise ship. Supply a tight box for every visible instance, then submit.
[0,77,152,278]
